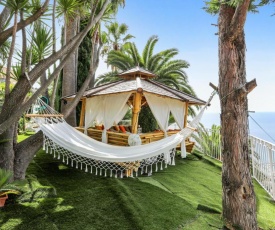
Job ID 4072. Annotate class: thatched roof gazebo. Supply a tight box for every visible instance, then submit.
[62,66,206,153]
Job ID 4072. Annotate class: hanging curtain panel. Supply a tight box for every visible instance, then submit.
[101,92,132,143]
[84,92,131,141]
[84,95,104,134]
[167,98,187,158]
[144,92,187,157]
[144,92,170,137]
[114,104,130,124]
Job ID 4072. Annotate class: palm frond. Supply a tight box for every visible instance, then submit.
[95,71,119,86]
[142,35,158,69]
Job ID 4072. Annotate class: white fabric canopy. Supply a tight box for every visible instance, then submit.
[101,92,131,143]
[168,98,187,158]
[84,95,103,133]
[144,93,170,137]
[114,104,129,124]
[144,92,187,157]
[84,93,131,142]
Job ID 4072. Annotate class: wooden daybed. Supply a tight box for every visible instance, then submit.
[76,127,195,153]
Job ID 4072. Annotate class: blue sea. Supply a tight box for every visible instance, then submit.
[200,112,275,144]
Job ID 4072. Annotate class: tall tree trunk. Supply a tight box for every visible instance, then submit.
[219,2,257,229]
[40,71,50,99]
[89,32,99,89]
[50,0,58,108]
[61,17,78,126]
[14,131,43,180]
[0,124,16,172]
[20,10,27,73]
[0,7,10,33]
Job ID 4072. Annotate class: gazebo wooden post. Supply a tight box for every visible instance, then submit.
[79,98,86,127]
[183,102,189,128]
[131,92,142,133]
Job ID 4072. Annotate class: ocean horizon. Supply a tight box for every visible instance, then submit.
[200,112,275,144]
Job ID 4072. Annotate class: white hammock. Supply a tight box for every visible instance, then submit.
[28,92,215,178]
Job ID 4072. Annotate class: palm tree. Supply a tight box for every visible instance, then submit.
[192,123,221,160]
[101,21,134,72]
[102,22,134,54]
[96,35,195,96]
[96,35,198,130]
[96,35,198,117]
[56,0,83,126]
[31,23,53,99]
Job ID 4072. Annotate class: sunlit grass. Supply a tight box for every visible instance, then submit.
[2,135,274,229]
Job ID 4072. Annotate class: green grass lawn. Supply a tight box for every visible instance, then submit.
[1,134,275,230]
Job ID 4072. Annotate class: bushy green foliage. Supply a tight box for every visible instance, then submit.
[138,105,158,132]
[193,123,221,159]
[0,168,21,197]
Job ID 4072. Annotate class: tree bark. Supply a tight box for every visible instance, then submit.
[0,124,16,172]
[61,17,78,126]
[0,7,10,33]
[14,131,43,180]
[219,2,258,229]
[5,10,18,96]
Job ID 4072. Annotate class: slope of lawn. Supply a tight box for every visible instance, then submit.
[1,134,274,230]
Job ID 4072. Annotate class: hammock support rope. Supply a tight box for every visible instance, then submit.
[27,91,216,177]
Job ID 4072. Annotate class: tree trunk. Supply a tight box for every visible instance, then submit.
[40,71,49,99]
[0,124,16,172]
[0,0,111,181]
[0,7,10,33]
[5,10,18,96]
[219,3,258,230]
[14,131,43,180]
[61,17,78,126]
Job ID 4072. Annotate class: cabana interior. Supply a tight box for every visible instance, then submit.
[62,66,206,155]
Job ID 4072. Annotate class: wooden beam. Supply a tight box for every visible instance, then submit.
[131,92,142,133]
[79,98,86,127]
[25,114,63,117]
[209,82,219,92]
[184,102,189,128]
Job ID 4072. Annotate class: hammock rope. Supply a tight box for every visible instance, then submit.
[27,91,216,178]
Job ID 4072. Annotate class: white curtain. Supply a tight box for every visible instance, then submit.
[84,95,104,134]
[168,98,187,158]
[144,92,187,157]
[101,92,131,143]
[144,93,170,137]
[84,93,131,142]
[114,104,129,124]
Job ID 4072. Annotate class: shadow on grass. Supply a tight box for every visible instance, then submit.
[1,150,274,230]
[1,152,201,230]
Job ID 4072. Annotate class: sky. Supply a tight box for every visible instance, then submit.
[96,0,275,113]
